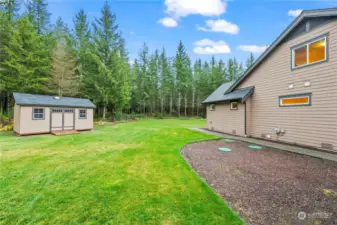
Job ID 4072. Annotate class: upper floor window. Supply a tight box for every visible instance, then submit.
[209,104,216,111]
[292,35,327,69]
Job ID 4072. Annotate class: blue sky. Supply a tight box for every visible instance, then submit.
[47,0,337,64]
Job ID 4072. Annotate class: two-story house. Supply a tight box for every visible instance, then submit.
[203,8,337,153]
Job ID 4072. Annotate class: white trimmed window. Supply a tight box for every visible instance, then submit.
[279,93,311,107]
[292,36,327,69]
[33,108,44,120]
[79,109,87,119]
[230,102,238,110]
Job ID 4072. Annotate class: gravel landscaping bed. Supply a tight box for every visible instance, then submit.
[182,139,337,225]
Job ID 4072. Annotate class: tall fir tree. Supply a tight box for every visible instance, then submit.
[88,0,121,120]
[26,0,50,34]
[0,15,51,93]
[245,52,255,69]
[174,40,191,116]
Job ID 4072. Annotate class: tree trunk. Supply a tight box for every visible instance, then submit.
[177,92,181,117]
[7,92,11,114]
[196,96,200,117]
[184,93,187,117]
[191,90,195,117]
[169,95,173,115]
[102,104,107,121]
[161,97,164,114]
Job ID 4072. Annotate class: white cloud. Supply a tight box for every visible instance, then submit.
[193,39,231,55]
[130,31,135,35]
[237,45,269,53]
[164,0,227,18]
[197,19,239,35]
[288,9,303,17]
[157,17,178,27]
[128,59,135,65]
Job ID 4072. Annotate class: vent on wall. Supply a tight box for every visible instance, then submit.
[321,143,334,150]
[232,130,236,135]
[261,133,266,138]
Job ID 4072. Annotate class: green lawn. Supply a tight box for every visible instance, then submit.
[0,119,243,225]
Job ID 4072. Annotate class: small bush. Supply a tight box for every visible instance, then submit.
[0,124,13,131]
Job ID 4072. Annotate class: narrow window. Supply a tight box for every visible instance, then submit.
[292,36,327,69]
[294,46,307,67]
[79,109,87,119]
[230,102,238,110]
[32,108,45,120]
[210,104,216,111]
[279,93,311,107]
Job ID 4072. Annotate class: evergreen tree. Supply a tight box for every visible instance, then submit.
[0,15,51,93]
[1,0,20,21]
[88,0,121,120]
[26,0,50,34]
[174,40,191,116]
[72,9,90,93]
[49,17,77,97]
[245,52,255,69]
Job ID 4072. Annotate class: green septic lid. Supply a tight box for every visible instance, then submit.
[224,139,235,143]
[249,145,262,150]
[218,147,232,152]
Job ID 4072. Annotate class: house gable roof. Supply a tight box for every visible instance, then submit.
[226,7,337,94]
[13,93,96,108]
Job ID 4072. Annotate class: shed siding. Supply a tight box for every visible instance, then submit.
[75,108,93,130]
[13,104,20,133]
[237,20,337,152]
[19,106,50,134]
[206,103,245,136]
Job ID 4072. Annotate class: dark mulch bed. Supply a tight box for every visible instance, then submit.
[182,139,337,225]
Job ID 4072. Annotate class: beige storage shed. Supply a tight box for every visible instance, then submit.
[13,93,96,136]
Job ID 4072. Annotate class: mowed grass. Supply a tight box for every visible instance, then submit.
[0,119,243,225]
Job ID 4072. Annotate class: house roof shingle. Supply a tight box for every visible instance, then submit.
[13,93,96,108]
[203,86,254,104]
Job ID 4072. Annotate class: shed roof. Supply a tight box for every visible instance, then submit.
[13,93,96,108]
[203,86,254,104]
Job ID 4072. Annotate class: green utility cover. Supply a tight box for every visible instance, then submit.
[224,139,235,143]
[218,147,232,152]
[249,145,262,150]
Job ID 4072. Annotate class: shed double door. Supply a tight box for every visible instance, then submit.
[50,108,75,131]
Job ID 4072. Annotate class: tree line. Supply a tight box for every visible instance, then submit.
[0,0,255,120]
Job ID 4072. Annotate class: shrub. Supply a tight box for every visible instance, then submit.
[0,124,13,131]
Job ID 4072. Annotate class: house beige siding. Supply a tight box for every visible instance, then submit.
[13,104,21,133]
[237,20,337,152]
[75,108,93,130]
[206,103,245,136]
[19,106,50,134]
